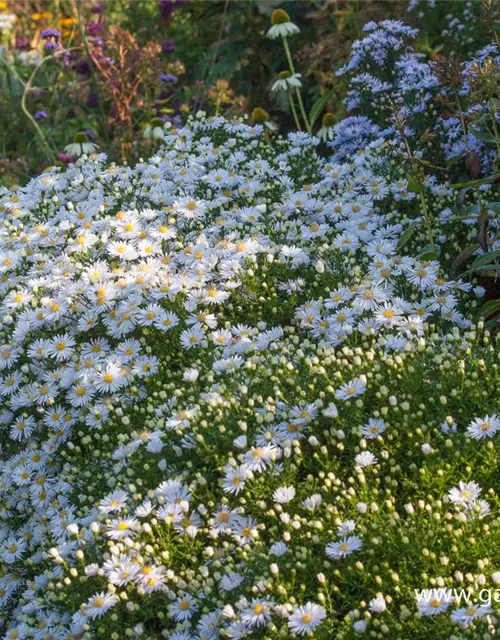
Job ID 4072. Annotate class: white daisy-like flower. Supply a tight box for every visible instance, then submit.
[448,481,482,505]
[83,591,118,619]
[220,572,245,591]
[183,367,199,382]
[272,71,302,92]
[337,520,356,536]
[270,541,289,557]
[98,490,129,514]
[287,602,327,636]
[355,451,378,468]
[466,414,500,440]
[450,603,492,625]
[325,536,363,559]
[417,593,451,616]
[169,594,198,622]
[143,118,166,140]
[317,113,336,142]
[272,486,296,504]
[302,493,322,511]
[266,9,300,39]
[240,599,273,628]
[223,465,248,495]
[368,594,387,613]
[64,132,99,157]
[335,377,367,401]
[362,418,387,439]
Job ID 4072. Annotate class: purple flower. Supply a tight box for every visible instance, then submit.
[159,0,187,19]
[159,0,174,19]
[91,3,105,13]
[44,41,58,52]
[337,20,418,76]
[41,27,61,40]
[327,116,384,162]
[73,58,91,74]
[160,73,178,84]
[34,111,48,121]
[87,93,99,108]
[86,22,103,36]
[31,88,46,99]
[90,37,105,49]
[57,152,76,164]
[16,37,30,50]
[161,40,175,55]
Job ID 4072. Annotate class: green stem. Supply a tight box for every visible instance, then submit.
[455,91,469,149]
[489,100,500,158]
[414,158,449,172]
[295,87,311,134]
[288,93,302,132]
[281,34,296,73]
[282,36,311,134]
[1,55,59,164]
[493,24,500,48]
[419,191,435,253]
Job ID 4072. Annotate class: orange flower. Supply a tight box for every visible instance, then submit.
[58,17,77,27]
[32,11,51,21]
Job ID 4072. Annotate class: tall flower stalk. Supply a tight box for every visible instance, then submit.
[281,35,311,134]
[267,9,311,134]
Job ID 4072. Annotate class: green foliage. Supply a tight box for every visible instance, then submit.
[0,0,488,186]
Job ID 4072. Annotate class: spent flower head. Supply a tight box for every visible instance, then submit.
[267,9,300,39]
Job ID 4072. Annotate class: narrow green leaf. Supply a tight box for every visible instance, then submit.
[446,156,460,168]
[475,299,500,322]
[309,88,336,129]
[471,249,500,270]
[407,175,424,194]
[470,128,500,144]
[418,243,440,260]
[396,224,417,252]
[451,173,500,188]
[461,265,500,279]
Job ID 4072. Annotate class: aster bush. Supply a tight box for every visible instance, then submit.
[0,111,499,640]
[1,1,500,639]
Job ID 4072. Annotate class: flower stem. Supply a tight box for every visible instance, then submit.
[288,93,302,132]
[493,24,500,48]
[419,191,435,253]
[489,100,500,158]
[295,88,311,134]
[282,36,311,134]
[454,91,468,149]
[1,54,58,164]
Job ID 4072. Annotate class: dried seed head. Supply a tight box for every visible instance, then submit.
[322,113,336,128]
[433,54,463,89]
[251,108,270,124]
[271,9,291,25]
[74,132,89,143]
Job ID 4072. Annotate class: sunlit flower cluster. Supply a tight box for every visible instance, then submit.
[0,114,499,639]
[335,18,500,181]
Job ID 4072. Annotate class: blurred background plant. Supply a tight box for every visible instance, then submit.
[0,0,493,187]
